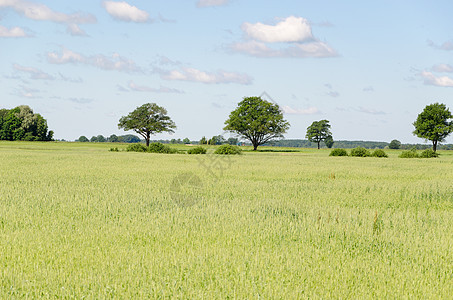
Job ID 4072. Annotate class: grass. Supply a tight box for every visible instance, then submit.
[0,141,452,298]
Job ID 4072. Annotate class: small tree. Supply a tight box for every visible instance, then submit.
[199,136,207,145]
[224,96,290,150]
[108,134,119,142]
[388,139,401,149]
[78,135,89,142]
[306,120,332,149]
[413,103,453,152]
[118,103,176,147]
[183,138,191,144]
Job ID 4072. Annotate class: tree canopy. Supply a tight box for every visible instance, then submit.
[0,105,53,141]
[118,103,176,147]
[413,103,453,152]
[223,96,290,150]
[306,120,332,149]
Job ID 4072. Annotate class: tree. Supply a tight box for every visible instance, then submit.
[306,120,332,149]
[324,135,334,148]
[118,103,176,147]
[227,137,239,145]
[108,134,119,142]
[78,136,89,142]
[90,136,98,142]
[223,96,290,150]
[413,103,453,152]
[183,138,191,144]
[97,135,106,142]
[199,136,207,145]
[389,139,401,149]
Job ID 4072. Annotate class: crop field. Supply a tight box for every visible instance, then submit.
[0,141,452,298]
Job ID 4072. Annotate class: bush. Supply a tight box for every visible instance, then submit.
[187,146,207,154]
[329,148,348,156]
[399,149,419,158]
[350,147,371,157]
[148,142,176,154]
[214,144,242,155]
[109,147,119,152]
[419,149,439,158]
[371,149,388,158]
[126,143,148,152]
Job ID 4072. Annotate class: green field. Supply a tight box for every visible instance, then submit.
[0,141,452,298]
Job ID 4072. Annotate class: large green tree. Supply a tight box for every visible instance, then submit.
[306,120,332,149]
[223,96,290,151]
[118,103,176,147]
[0,105,53,141]
[413,102,453,152]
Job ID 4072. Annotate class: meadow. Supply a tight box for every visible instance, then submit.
[0,141,452,298]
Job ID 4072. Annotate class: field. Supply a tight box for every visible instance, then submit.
[0,141,452,298]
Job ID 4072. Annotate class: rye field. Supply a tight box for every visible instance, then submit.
[0,141,452,298]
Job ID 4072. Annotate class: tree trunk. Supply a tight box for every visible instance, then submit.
[317,141,320,149]
[146,133,150,147]
[253,143,258,151]
[433,140,437,152]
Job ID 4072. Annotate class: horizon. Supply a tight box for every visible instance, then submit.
[1,0,452,144]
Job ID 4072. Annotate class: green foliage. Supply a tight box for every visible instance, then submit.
[413,103,453,152]
[371,149,388,158]
[126,143,148,152]
[306,120,332,149]
[227,137,239,145]
[187,146,207,154]
[224,96,290,150]
[0,105,53,141]
[118,103,176,147]
[148,142,176,154]
[350,147,371,157]
[329,148,348,156]
[419,149,439,158]
[109,147,119,152]
[399,149,419,158]
[214,144,242,155]
[324,135,334,148]
[389,139,401,149]
[78,136,89,142]
[199,136,207,145]
[183,138,191,144]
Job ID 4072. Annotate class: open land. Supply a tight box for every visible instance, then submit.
[0,141,452,298]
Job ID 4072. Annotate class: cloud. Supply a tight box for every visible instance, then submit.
[282,105,319,115]
[363,86,374,92]
[230,16,337,58]
[13,64,54,80]
[197,0,229,7]
[428,39,453,51]
[431,63,453,73]
[420,71,453,87]
[159,67,253,85]
[0,0,96,35]
[47,48,142,73]
[0,25,28,37]
[103,1,150,23]
[68,97,93,104]
[66,24,87,36]
[324,83,340,97]
[357,107,386,115]
[128,81,183,93]
[242,16,313,43]
[13,85,41,98]
[58,72,83,83]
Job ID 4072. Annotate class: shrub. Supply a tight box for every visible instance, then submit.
[148,142,176,154]
[214,144,242,155]
[109,147,119,152]
[126,143,148,152]
[187,146,207,154]
[350,147,371,157]
[371,149,388,158]
[329,148,348,156]
[399,149,419,158]
[419,149,439,158]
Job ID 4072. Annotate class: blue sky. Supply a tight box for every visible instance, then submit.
[1,0,452,143]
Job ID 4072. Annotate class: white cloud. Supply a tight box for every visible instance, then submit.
[358,107,386,115]
[282,105,319,115]
[363,86,374,92]
[160,67,253,85]
[13,63,54,80]
[197,0,229,8]
[128,81,183,93]
[47,48,142,73]
[231,16,337,58]
[0,0,96,24]
[103,1,150,23]
[420,71,453,87]
[0,25,28,37]
[66,24,87,36]
[431,63,453,73]
[242,16,313,43]
[428,39,453,51]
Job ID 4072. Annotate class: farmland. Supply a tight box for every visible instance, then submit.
[0,141,452,298]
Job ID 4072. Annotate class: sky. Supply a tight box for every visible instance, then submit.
[1,0,452,144]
